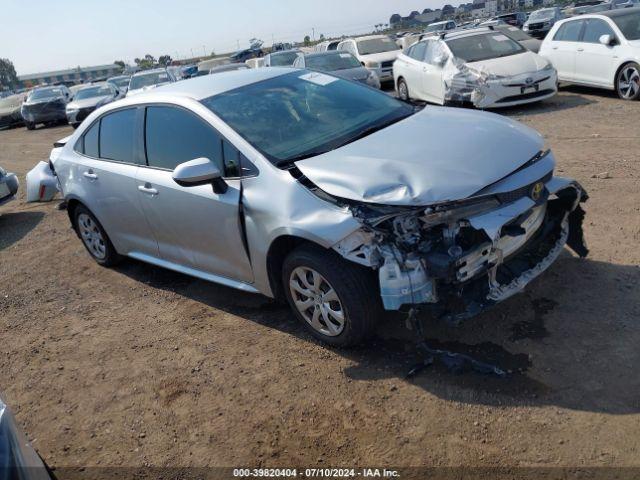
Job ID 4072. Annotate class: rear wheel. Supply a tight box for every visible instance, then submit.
[73,205,122,267]
[282,244,382,347]
[616,62,640,101]
[25,122,35,130]
[397,78,410,102]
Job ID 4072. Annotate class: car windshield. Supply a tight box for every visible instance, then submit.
[612,11,640,40]
[306,53,361,71]
[529,9,555,21]
[129,71,171,90]
[75,85,113,100]
[108,77,130,88]
[446,32,525,62]
[356,37,399,55]
[29,87,64,100]
[202,71,414,165]
[270,52,300,66]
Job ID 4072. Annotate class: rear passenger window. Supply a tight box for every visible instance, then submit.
[145,106,223,171]
[554,21,584,41]
[100,109,137,162]
[84,122,100,157]
[408,42,427,61]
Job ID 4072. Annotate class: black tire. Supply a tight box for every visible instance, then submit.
[397,78,410,102]
[282,244,383,347]
[73,204,122,267]
[616,62,640,101]
[26,122,35,130]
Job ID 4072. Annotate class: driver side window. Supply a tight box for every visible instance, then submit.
[144,106,224,172]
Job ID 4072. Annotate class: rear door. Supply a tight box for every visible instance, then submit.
[544,19,585,81]
[135,104,253,283]
[573,18,619,87]
[70,107,158,257]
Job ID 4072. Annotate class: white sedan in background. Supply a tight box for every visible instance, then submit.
[393,28,558,108]
[539,8,640,100]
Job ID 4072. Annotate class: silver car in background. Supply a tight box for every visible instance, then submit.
[65,82,120,128]
[126,68,176,96]
[293,51,381,88]
[107,74,131,95]
[0,165,19,207]
[50,69,588,347]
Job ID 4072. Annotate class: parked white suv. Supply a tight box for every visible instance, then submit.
[49,68,588,347]
[337,35,401,82]
[539,8,640,100]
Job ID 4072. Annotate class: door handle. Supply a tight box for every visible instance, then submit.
[552,46,558,50]
[83,171,98,180]
[577,48,584,52]
[138,184,158,196]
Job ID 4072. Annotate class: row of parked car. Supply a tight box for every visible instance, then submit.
[241,7,639,108]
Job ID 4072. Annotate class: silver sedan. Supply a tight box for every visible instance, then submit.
[49,68,588,347]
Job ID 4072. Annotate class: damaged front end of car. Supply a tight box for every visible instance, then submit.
[331,158,588,324]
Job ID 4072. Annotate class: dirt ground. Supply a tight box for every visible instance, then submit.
[1,86,639,473]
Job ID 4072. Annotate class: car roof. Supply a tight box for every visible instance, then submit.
[77,82,108,90]
[597,5,640,17]
[427,27,494,40]
[141,67,292,101]
[271,49,301,55]
[131,68,169,77]
[350,34,390,41]
[305,50,351,58]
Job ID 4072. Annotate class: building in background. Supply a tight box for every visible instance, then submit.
[17,64,122,89]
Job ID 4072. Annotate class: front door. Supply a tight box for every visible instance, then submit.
[545,19,585,82]
[573,19,619,87]
[135,105,253,283]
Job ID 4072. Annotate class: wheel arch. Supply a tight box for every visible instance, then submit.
[614,60,638,89]
[266,235,328,302]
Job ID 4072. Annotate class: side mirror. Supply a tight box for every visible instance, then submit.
[599,34,615,46]
[172,157,228,194]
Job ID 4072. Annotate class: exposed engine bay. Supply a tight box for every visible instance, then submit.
[331,170,588,323]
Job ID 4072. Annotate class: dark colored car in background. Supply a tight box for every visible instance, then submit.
[293,51,381,88]
[523,7,564,38]
[65,82,120,129]
[20,85,71,130]
[492,11,528,26]
[230,45,264,62]
[0,94,25,129]
[0,165,19,207]
[493,24,543,52]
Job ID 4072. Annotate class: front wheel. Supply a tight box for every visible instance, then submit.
[73,205,122,267]
[397,78,410,102]
[282,244,383,347]
[25,122,35,130]
[616,62,640,101]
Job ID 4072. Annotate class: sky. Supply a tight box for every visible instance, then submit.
[3,0,455,75]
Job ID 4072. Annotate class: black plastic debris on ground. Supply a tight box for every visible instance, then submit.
[406,339,533,379]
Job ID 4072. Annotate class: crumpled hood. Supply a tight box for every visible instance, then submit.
[295,106,545,206]
[467,51,550,77]
[67,95,111,110]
